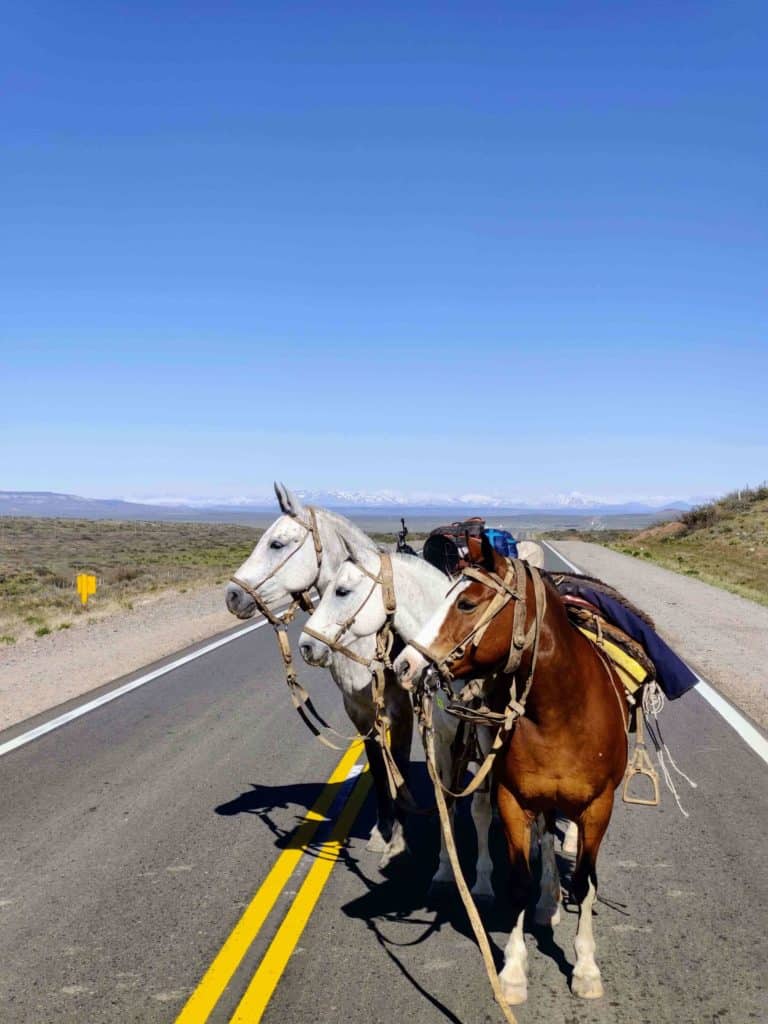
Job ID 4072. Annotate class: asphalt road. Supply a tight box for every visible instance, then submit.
[0,547,765,1024]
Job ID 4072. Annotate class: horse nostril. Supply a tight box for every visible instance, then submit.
[299,642,312,660]
[397,658,410,679]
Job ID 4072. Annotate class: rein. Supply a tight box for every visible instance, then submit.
[407,558,548,802]
[409,559,550,1024]
[229,507,357,750]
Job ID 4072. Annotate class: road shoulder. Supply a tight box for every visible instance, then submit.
[0,583,234,732]
[551,540,768,730]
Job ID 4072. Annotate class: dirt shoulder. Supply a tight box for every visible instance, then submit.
[0,582,236,733]
[553,540,768,730]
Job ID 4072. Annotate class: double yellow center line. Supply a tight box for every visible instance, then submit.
[175,740,370,1023]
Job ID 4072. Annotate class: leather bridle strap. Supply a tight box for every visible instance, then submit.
[229,506,323,628]
[230,508,362,750]
[301,553,396,669]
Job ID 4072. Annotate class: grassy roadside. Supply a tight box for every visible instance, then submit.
[0,517,262,645]
[545,485,768,607]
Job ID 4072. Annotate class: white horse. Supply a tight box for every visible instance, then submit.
[298,547,497,898]
[225,484,413,867]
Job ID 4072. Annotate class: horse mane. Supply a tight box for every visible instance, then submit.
[315,507,379,553]
[543,570,656,629]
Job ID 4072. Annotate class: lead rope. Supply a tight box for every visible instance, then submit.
[231,508,360,749]
[422,694,519,1024]
[641,683,698,817]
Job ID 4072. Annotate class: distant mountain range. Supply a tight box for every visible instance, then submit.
[0,489,701,522]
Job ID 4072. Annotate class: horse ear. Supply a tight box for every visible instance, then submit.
[274,482,303,518]
[480,531,497,572]
[340,535,358,563]
[466,534,484,565]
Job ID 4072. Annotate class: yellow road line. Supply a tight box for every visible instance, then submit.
[230,764,372,1023]
[174,739,365,1024]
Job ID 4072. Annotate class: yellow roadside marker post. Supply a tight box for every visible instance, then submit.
[76,573,97,606]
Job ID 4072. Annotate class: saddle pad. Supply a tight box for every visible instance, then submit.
[576,626,649,694]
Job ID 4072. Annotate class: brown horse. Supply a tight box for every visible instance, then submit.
[394,535,629,1005]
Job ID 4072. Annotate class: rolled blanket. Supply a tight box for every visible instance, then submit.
[551,575,698,700]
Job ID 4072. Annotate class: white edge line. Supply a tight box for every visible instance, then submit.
[543,540,768,767]
[0,606,292,760]
[541,539,583,575]
[692,678,768,765]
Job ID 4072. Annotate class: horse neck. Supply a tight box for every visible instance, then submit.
[517,576,598,722]
[313,508,378,595]
[389,554,448,643]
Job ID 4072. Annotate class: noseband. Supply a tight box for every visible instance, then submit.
[302,553,397,669]
[409,558,546,685]
[230,506,323,627]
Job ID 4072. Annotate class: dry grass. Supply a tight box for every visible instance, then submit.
[0,517,262,643]
[546,486,768,607]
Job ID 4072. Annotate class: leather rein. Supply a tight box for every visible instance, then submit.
[406,558,548,801]
[229,507,357,750]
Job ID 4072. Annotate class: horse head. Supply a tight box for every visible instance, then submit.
[298,547,384,670]
[225,482,321,619]
[394,535,521,687]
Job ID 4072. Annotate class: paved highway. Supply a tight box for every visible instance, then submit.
[0,546,765,1024]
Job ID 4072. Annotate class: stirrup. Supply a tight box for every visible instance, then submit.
[623,744,660,806]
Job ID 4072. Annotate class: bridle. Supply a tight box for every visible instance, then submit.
[302,552,397,670]
[408,558,547,688]
[230,506,323,627]
[229,507,360,750]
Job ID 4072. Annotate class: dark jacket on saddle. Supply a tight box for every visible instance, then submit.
[552,575,698,700]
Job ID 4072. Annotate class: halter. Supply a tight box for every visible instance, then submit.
[302,553,397,670]
[230,507,360,750]
[230,506,323,627]
[408,558,545,685]
[403,558,548,803]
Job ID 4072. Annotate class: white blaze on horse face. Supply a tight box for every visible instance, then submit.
[395,579,470,685]
[232,514,318,605]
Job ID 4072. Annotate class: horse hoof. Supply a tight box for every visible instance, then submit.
[378,838,409,872]
[470,882,494,902]
[427,877,454,901]
[366,825,388,853]
[572,973,604,999]
[499,978,528,1005]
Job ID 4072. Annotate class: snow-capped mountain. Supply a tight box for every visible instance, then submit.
[0,489,701,521]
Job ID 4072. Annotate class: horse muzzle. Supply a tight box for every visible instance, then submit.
[393,645,427,688]
[225,582,257,619]
[299,632,332,668]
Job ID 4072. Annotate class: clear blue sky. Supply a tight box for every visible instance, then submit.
[2,2,766,501]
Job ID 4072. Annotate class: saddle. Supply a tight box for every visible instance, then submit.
[560,595,655,695]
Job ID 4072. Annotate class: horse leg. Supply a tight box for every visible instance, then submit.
[534,813,562,926]
[469,729,494,899]
[429,728,458,892]
[469,782,494,899]
[563,819,579,856]
[377,686,413,869]
[363,737,397,854]
[497,785,534,1005]
[571,789,613,999]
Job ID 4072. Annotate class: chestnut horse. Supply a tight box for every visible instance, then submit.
[394,536,629,1005]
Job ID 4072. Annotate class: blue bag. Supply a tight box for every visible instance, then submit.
[485,528,519,559]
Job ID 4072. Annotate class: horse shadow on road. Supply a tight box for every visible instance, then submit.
[214,767,589,1021]
[214,778,373,850]
[338,769,576,1022]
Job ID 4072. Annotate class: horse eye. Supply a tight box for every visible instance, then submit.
[270,539,285,550]
[457,598,477,612]
[335,586,350,598]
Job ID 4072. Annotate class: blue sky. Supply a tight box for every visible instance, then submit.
[2,2,766,502]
